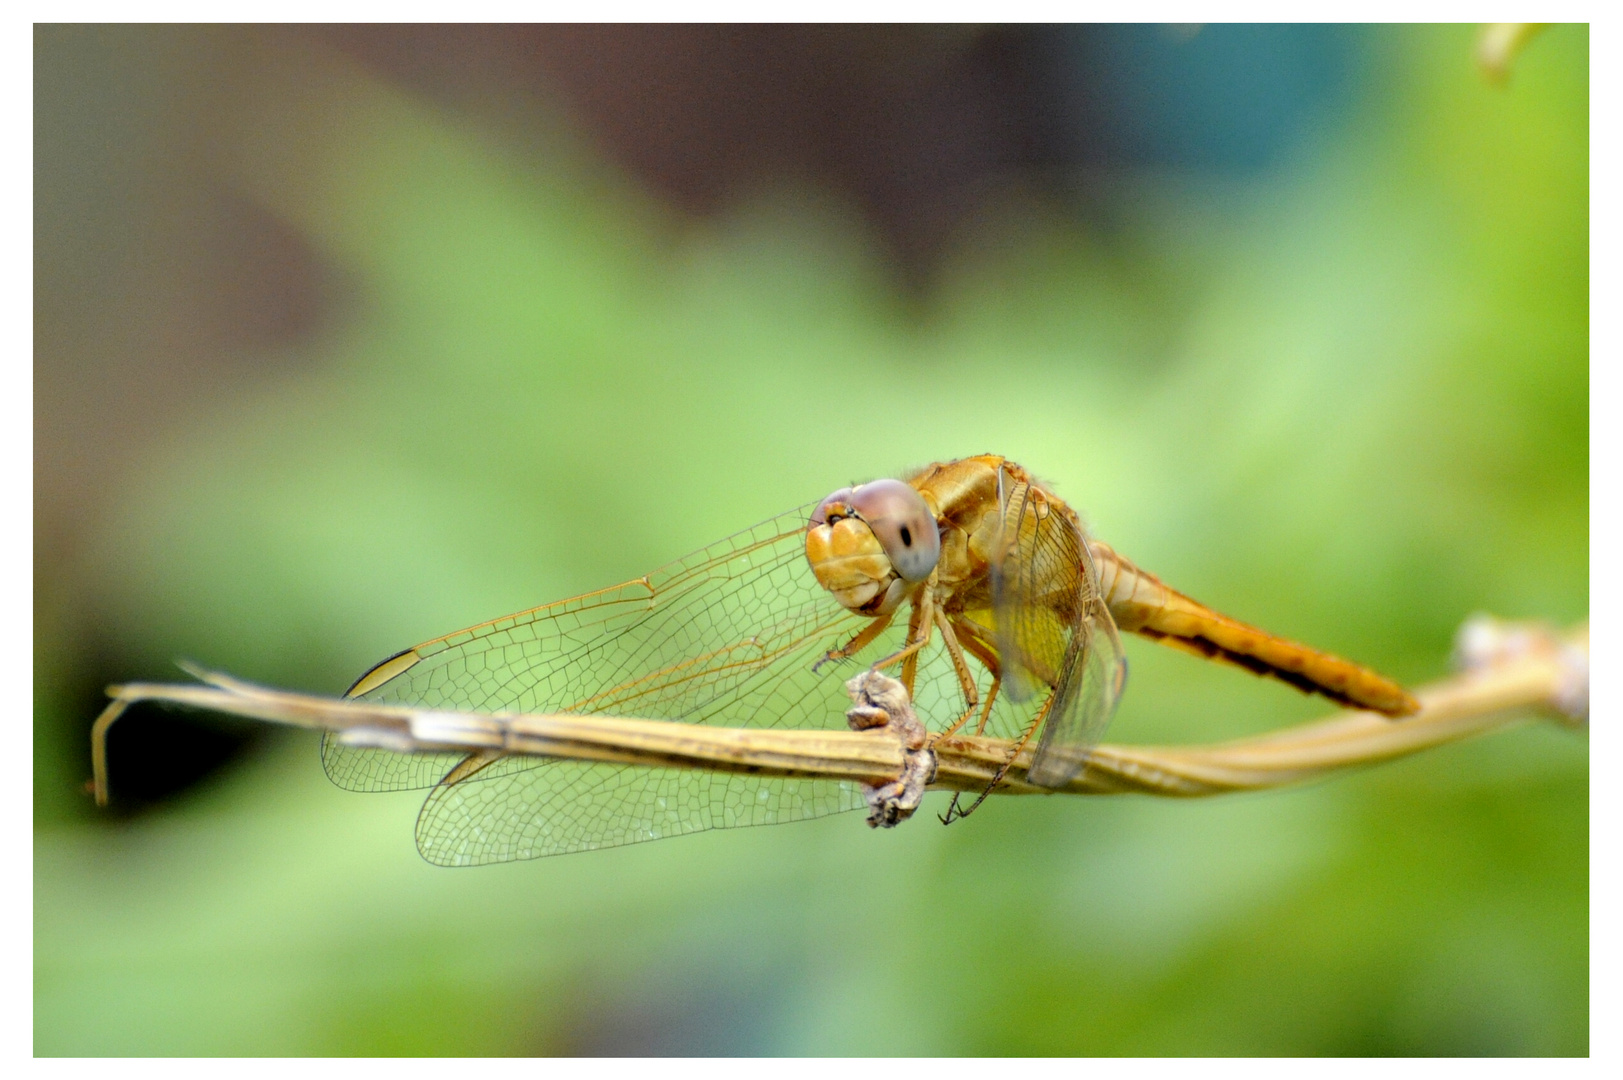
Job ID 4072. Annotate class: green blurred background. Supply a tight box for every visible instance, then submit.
[35,24,1587,1055]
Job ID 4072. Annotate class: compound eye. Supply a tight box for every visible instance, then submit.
[846,478,940,582]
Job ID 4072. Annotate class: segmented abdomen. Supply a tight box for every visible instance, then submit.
[1090,541,1418,717]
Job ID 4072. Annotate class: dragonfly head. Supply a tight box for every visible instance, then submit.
[806,478,941,616]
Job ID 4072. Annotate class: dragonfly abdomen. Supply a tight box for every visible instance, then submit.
[1090,541,1419,717]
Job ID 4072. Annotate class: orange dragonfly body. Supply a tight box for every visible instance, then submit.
[330,454,1416,865]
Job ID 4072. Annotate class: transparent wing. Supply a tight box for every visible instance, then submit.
[323,505,826,790]
[320,727,464,792]
[322,503,990,862]
[1025,582,1126,788]
[414,763,864,865]
[989,466,1128,788]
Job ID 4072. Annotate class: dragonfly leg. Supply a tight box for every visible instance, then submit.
[942,688,1051,824]
[814,609,897,672]
[929,608,983,740]
[950,619,1004,737]
[898,594,930,697]
[872,586,936,678]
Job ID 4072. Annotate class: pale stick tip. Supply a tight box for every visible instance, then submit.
[1477,23,1547,85]
[1452,613,1586,725]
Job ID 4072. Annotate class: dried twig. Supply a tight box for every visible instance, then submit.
[91,616,1586,810]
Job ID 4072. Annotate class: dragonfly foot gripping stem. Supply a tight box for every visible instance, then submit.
[845,671,936,828]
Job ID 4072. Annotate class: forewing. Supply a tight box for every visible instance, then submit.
[322,503,874,792]
[989,467,1127,788]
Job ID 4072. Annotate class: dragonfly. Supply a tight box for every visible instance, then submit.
[327,454,1417,865]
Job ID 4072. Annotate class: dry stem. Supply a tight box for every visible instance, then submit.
[91,616,1586,808]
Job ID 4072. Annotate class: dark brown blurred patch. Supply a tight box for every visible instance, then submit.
[320,25,1075,286]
